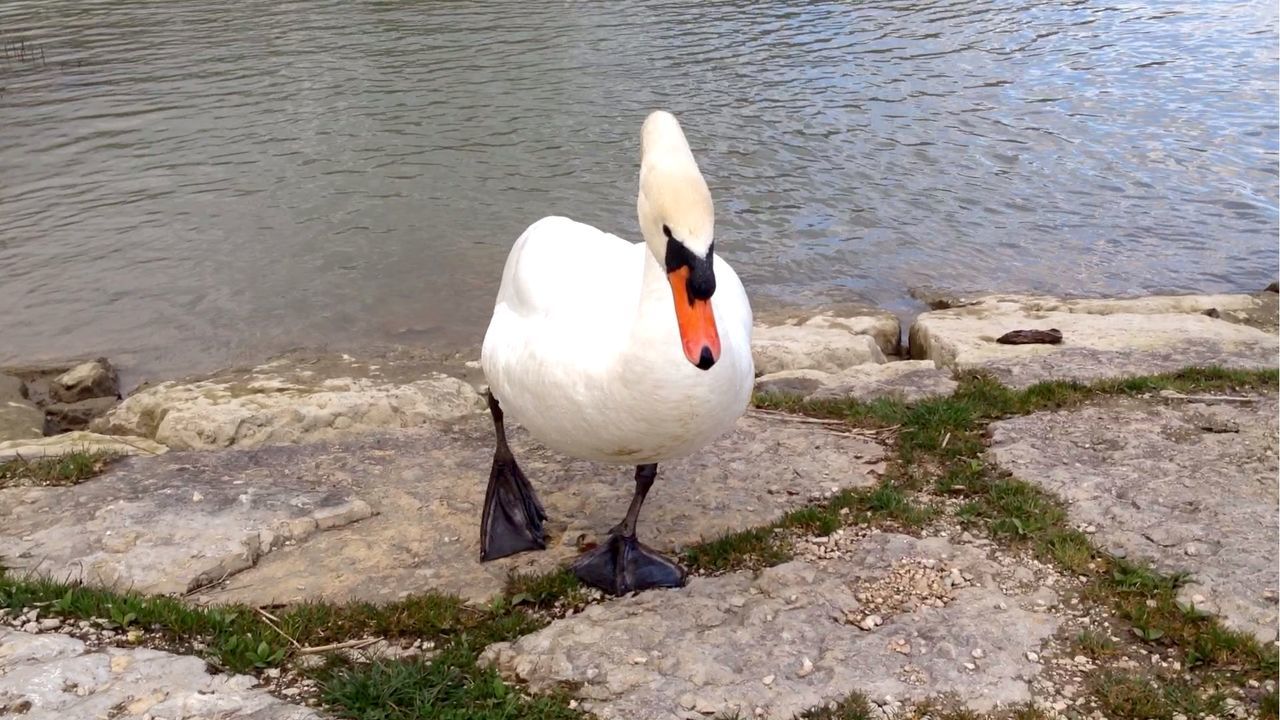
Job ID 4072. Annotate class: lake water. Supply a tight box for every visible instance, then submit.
[2,0,1277,381]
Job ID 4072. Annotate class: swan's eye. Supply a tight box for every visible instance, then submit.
[664,237,715,301]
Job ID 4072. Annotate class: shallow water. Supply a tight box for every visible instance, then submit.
[2,0,1276,380]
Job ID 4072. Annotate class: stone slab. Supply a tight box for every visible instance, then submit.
[0,628,319,720]
[909,293,1279,388]
[0,458,371,594]
[988,394,1279,641]
[753,326,886,376]
[92,356,484,450]
[1,414,885,606]
[481,533,1062,719]
[756,361,958,404]
[754,305,902,358]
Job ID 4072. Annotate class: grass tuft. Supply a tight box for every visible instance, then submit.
[0,451,117,488]
[799,691,874,720]
[1088,669,1228,720]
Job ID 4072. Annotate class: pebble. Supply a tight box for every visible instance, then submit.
[859,614,883,631]
[38,618,62,631]
[970,648,984,659]
[963,662,977,671]
[796,656,815,678]
[761,674,775,686]
[1025,651,1039,662]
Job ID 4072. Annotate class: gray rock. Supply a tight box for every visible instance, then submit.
[0,451,370,594]
[42,396,119,435]
[481,534,1060,719]
[0,374,43,443]
[756,361,958,404]
[754,307,902,358]
[1,414,884,605]
[753,326,886,376]
[0,431,167,463]
[988,395,1279,640]
[0,628,320,720]
[92,356,484,450]
[51,358,120,404]
[909,294,1278,387]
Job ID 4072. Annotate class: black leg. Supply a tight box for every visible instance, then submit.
[571,463,687,595]
[479,391,547,561]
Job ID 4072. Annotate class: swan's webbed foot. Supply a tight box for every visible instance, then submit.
[571,532,686,595]
[480,451,547,560]
[480,391,547,562]
[570,462,686,595]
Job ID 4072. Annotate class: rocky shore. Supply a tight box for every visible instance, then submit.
[0,289,1276,720]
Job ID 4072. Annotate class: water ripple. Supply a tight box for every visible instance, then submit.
[0,0,1276,379]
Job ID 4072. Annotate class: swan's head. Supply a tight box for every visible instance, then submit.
[637,110,719,371]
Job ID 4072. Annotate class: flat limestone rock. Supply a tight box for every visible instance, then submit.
[988,395,1280,641]
[756,361,958,404]
[0,431,168,463]
[754,305,902,358]
[481,533,1061,719]
[909,293,1279,387]
[92,356,484,450]
[0,457,372,594]
[753,326,886,376]
[181,413,885,606]
[0,628,320,720]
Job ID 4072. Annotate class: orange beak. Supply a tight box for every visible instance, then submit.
[667,266,721,370]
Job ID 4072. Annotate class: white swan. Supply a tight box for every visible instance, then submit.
[477,110,754,595]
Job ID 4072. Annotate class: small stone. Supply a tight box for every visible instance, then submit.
[629,655,647,665]
[1025,651,1039,662]
[1083,525,1097,534]
[282,687,302,697]
[22,621,39,633]
[971,648,985,659]
[1073,655,1090,665]
[761,674,775,686]
[797,656,815,678]
[859,614,883,631]
[680,694,697,710]
[38,618,62,631]
[963,662,977,671]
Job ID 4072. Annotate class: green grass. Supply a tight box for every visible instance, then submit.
[0,451,116,488]
[1074,629,1118,660]
[1088,670,1229,720]
[799,692,874,719]
[318,644,582,720]
[0,569,582,717]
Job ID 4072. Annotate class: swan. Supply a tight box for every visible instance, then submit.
[477,110,754,595]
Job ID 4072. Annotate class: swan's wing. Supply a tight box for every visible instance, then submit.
[494,216,642,321]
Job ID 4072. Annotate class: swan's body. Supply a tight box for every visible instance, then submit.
[481,215,753,464]
[476,110,753,594]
